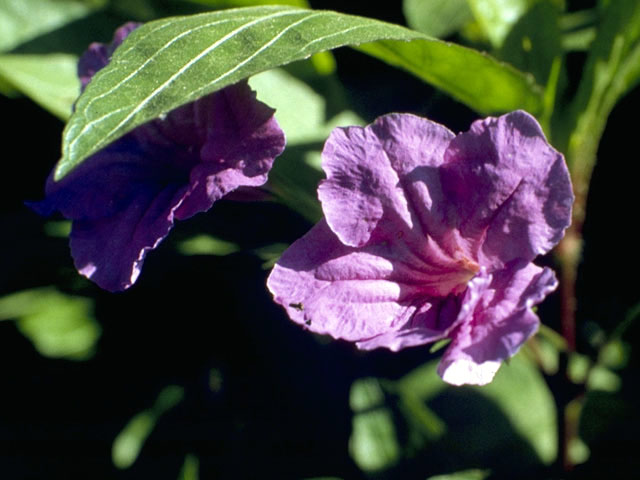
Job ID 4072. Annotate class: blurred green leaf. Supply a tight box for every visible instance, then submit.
[395,358,447,401]
[350,408,400,472]
[403,0,473,38]
[178,454,199,480]
[0,53,79,119]
[112,412,155,469]
[252,242,288,269]
[57,6,543,180]
[250,67,362,221]
[427,470,490,480]
[350,378,385,412]
[559,9,597,51]
[249,68,362,145]
[499,1,562,85]
[467,0,531,47]
[562,27,596,51]
[177,234,241,256]
[477,352,557,464]
[0,287,100,360]
[350,353,555,474]
[598,339,630,370]
[587,365,621,393]
[43,221,72,238]
[398,353,556,465]
[0,0,106,52]
[112,385,185,469]
[567,352,591,384]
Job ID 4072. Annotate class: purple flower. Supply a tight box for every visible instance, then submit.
[267,111,573,386]
[32,23,286,292]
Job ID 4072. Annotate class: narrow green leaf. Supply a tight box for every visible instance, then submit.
[57,6,542,180]
[403,0,473,38]
[178,454,200,480]
[177,234,241,256]
[0,53,79,119]
[112,385,184,469]
[0,0,105,52]
[564,0,640,174]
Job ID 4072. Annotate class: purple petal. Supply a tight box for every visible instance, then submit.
[33,80,284,291]
[269,111,572,386]
[437,262,558,385]
[267,220,422,341]
[318,113,455,248]
[34,20,285,291]
[440,111,574,268]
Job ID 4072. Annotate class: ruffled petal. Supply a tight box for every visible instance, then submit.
[440,110,573,268]
[267,220,426,342]
[318,113,455,248]
[174,81,286,220]
[437,262,558,385]
[31,24,285,291]
[69,184,185,290]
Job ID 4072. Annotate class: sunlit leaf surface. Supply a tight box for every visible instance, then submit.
[0,53,79,119]
[57,6,543,179]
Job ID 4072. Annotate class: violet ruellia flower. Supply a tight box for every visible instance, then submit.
[267,111,573,386]
[31,23,286,292]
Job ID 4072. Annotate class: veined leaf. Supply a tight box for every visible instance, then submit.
[57,6,542,179]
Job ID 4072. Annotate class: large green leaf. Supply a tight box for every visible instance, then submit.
[0,53,79,119]
[0,0,105,53]
[56,6,542,179]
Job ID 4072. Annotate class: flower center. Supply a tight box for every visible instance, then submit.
[449,255,481,295]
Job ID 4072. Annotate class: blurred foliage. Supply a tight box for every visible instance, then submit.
[0,53,79,119]
[112,385,185,469]
[0,0,639,478]
[349,352,556,476]
[177,454,200,480]
[0,288,100,360]
[403,0,474,39]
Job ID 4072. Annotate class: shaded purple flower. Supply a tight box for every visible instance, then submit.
[267,111,573,386]
[31,23,286,291]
